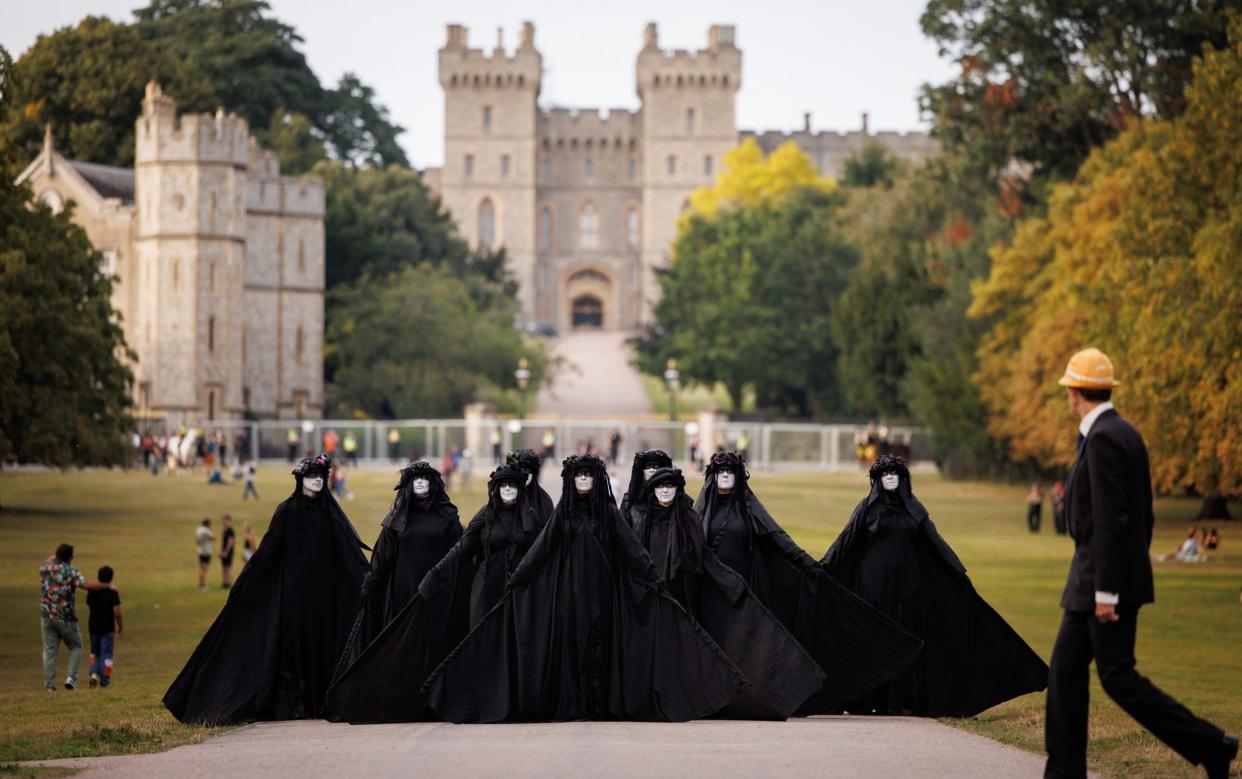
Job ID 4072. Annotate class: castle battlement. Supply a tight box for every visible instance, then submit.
[136,82,248,166]
[540,107,640,137]
[439,23,541,89]
[280,176,325,217]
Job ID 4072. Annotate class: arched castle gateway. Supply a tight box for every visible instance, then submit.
[424,22,937,332]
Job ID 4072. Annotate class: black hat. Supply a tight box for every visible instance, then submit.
[293,453,330,478]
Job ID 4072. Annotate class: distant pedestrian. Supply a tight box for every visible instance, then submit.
[286,426,300,462]
[343,430,359,466]
[220,515,236,589]
[323,428,340,456]
[40,544,112,691]
[1026,483,1043,533]
[387,427,401,462]
[609,428,622,464]
[86,566,123,688]
[1052,481,1067,535]
[441,448,456,490]
[241,460,259,501]
[490,427,502,465]
[241,521,256,564]
[540,428,556,463]
[196,519,214,592]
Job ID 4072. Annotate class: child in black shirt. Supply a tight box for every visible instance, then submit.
[86,566,123,688]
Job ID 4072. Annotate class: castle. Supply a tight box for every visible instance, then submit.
[17,82,325,426]
[425,22,937,332]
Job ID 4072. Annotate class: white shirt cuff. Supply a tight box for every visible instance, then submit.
[1095,591,1120,605]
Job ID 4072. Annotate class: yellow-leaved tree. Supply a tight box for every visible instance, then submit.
[685,138,834,221]
[970,17,1242,516]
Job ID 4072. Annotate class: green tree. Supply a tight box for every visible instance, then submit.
[920,0,1233,196]
[321,75,408,168]
[0,17,164,171]
[326,265,547,418]
[318,162,509,293]
[841,144,903,189]
[639,188,856,417]
[971,17,1242,514]
[0,179,134,467]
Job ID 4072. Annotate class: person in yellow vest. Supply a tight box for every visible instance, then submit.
[342,431,359,467]
[1045,348,1236,779]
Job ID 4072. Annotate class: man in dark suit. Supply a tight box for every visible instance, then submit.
[1045,348,1236,779]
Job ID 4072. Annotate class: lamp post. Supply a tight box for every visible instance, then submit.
[663,358,680,422]
[515,357,532,420]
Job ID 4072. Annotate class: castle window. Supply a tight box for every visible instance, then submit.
[208,316,216,353]
[585,159,594,178]
[667,155,677,176]
[502,154,511,177]
[296,326,305,363]
[628,159,637,180]
[518,75,524,87]
[465,154,475,178]
[540,157,550,177]
[629,138,637,151]
[172,193,185,210]
[450,74,458,86]
[483,106,493,129]
[677,75,683,87]
[539,207,552,250]
[686,108,695,132]
[100,249,118,279]
[478,198,496,248]
[627,209,640,250]
[704,155,714,176]
[209,192,217,224]
[206,386,217,421]
[723,75,730,87]
[172,258,180,294]
[298,239,305,272]
[571,139,578,150]
[542,138,550,151]
[579,203,599,250]
[585,139,593,150]
[209,260,216,292]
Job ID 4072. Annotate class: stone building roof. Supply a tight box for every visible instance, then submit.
[66,160,135,204]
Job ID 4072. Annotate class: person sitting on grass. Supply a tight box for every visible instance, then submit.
[1157,525,1202,562]
[86,566,123,688]
[40,544,114,691]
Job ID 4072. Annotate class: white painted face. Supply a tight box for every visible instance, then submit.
[643,466,658,481]
[880,472,900,492]
[412,477,431,497]
[574,471,595,494]
[716,470,736,491]
[653,484,677,506]
[498,482,519,504]
[302,476,324,496]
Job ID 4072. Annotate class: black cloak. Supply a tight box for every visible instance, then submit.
[620,449,673,528]
[506,448,556,527]
[633,467,826,719]
[423,454,748,723]
[324,465,536,723]
[820,455,1049,717]
[333,461,461,677]
[694,451,924,713]
[164,454,369,725]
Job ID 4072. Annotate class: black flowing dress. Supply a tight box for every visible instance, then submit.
[323,501,539,723]
[334,497,461,676]
[695,486,924,713]
[164,490,368,725]
[423,502,748,722]
[634,497,826,719]
[821,486,1049,716]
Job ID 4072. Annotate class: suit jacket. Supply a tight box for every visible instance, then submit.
[1061,409,1156,611]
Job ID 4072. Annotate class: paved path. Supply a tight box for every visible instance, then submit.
[30,717,1056,778]
[534,330,653,418]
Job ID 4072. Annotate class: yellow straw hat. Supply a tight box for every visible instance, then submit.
[1058,347,1121,389]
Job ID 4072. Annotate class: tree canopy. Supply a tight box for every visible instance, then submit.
[971,18,1242,509]
[686,139,834,218]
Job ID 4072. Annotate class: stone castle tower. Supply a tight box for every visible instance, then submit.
[18,82,325,426]
[429,22,935,332]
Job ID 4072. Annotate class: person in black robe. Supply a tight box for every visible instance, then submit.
[633,467,825,719]
[423,454,748,723]
[506,448,555,527]
[693,451,924,714]
[334,460,461,676]
[164,454,369,725]
[820,454,1048,717]
[324,464,538,723]
[620,449,673,527]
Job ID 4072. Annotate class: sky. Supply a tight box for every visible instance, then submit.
[1,0,957,169]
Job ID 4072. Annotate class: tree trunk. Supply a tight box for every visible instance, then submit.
[1196,495,1232,520]
[727,383,744,414]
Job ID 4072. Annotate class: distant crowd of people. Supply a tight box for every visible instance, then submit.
[1156,525,1221,563]
[854,421,913,467]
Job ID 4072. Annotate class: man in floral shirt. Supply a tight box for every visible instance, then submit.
[41,544,111,690]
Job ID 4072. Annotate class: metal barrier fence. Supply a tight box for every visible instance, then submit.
[134,418,932,474]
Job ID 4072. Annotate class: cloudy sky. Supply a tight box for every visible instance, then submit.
[2,0,956,168]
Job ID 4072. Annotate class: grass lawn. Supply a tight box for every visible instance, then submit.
[0,466,1238,777]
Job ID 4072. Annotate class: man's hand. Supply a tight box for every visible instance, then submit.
[1095,602,1119,623]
